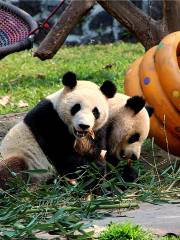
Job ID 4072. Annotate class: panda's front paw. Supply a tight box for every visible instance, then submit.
[105,153,119,168]
[122,164,138,183]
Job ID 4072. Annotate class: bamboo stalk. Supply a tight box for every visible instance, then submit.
[26,202,138,214]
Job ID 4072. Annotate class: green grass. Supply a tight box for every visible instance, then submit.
[99,222,154,240]
[0,161,179,239]
[0,42,144,114]
[98,223,180,240]
[0,168,139,239]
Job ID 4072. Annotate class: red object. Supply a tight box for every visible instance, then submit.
[43,22,50,29]
[28,0,65,36]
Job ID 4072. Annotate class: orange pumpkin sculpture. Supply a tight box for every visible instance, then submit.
[124,32,180,157]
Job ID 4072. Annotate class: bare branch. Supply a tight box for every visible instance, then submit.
[34,0,95,60]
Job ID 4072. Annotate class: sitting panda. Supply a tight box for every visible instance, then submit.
[0,72,117,189]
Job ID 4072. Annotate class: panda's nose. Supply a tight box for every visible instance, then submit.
[78,124,90,130]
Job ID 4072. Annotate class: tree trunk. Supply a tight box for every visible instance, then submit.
[163,0,180,32]
[34,0,95,60]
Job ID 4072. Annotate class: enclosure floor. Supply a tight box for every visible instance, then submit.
[34,202,180,239]
[92,202,180,236]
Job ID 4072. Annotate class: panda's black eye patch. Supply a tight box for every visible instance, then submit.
[71,104,81,115]
[92,107,100,119]
[128,133,140,144]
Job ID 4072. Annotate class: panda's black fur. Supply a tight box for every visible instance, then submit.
[62,71,77,89]
[24,99,76,176]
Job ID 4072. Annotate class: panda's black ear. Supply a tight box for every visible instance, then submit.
[125,96,145,114]
[100,80,117,98]
[145,105,154,117]
[62,72,77,89]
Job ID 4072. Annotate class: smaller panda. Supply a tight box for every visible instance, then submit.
[0,72,117,189]
[97,93,153,182]
[104,94,152,159]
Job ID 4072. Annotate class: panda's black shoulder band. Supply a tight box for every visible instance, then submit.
[100,80,117,98]
[24,99,76,173]
[62,71,77,89]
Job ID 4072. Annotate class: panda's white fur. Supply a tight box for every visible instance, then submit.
[0,72,116,188]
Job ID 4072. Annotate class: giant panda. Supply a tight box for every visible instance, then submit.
[99,93,153,182]
[102,93,153,161]
[0,72,117,189]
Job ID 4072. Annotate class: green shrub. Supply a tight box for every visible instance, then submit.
[98,222,154,240]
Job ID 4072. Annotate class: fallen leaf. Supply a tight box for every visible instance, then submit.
[0,95,10,106]
[36,73,45,79]
[104,64,113,69]
[18,100,29,108]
